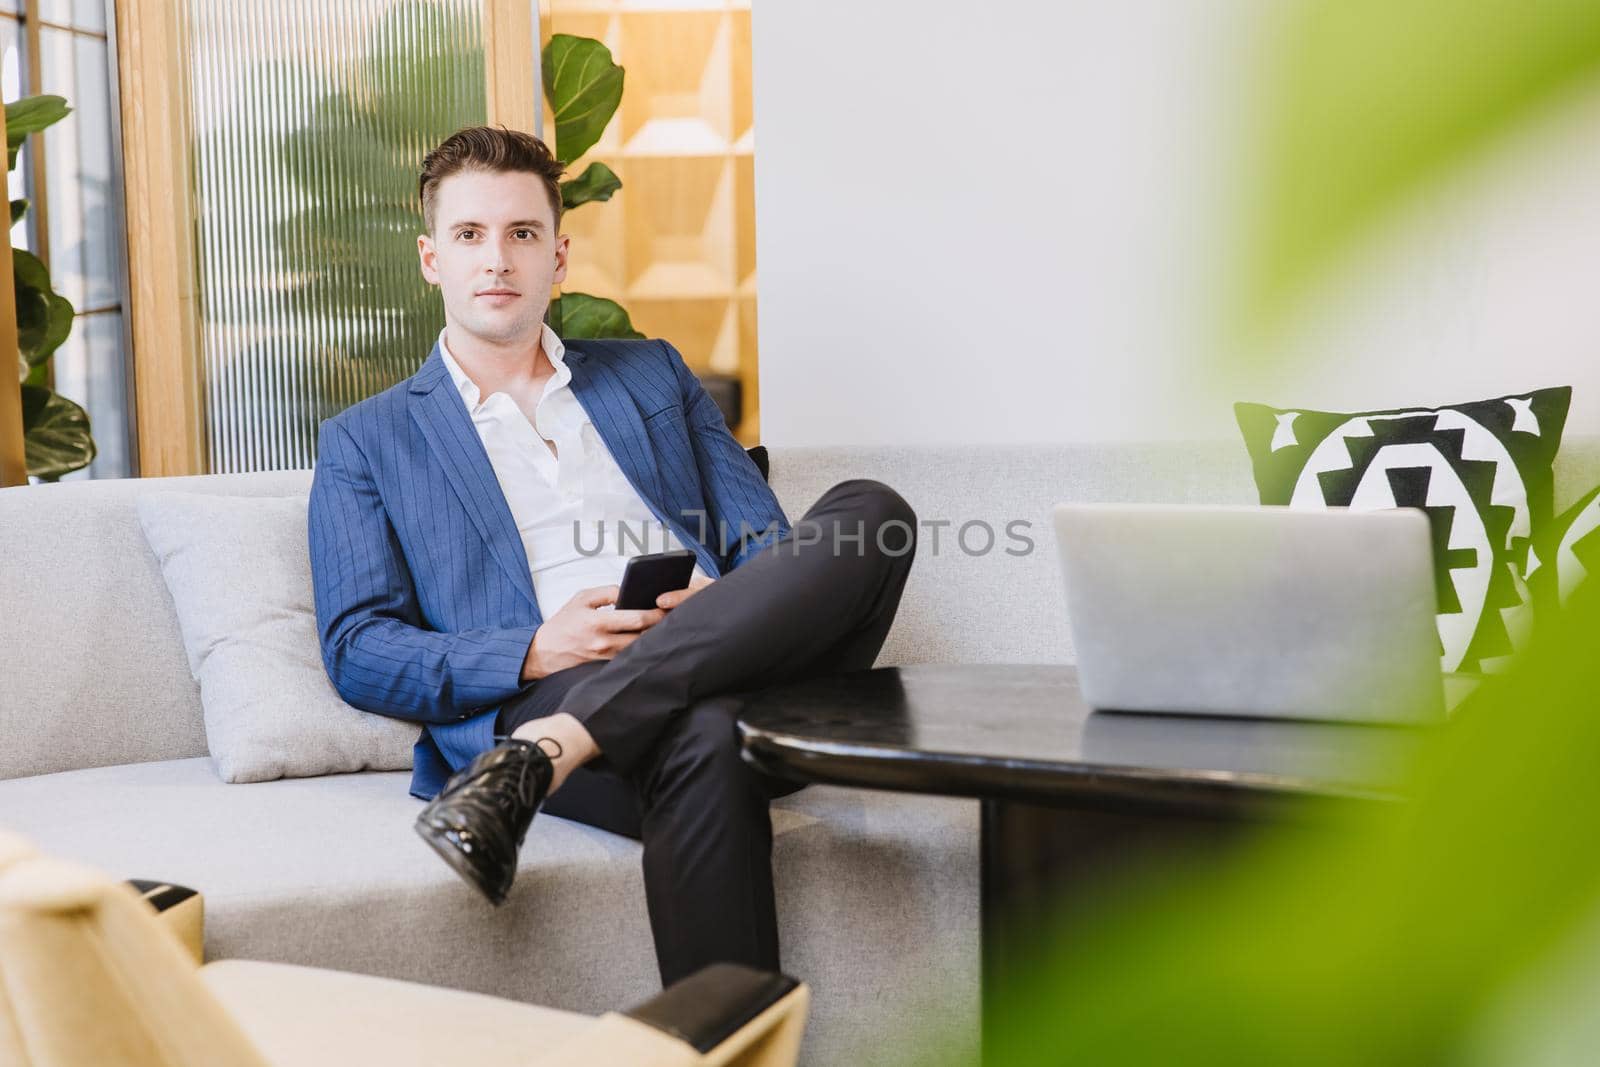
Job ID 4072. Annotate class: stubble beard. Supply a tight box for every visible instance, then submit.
[454,298,548,348]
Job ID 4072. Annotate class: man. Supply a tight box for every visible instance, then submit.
[307,126,916,985]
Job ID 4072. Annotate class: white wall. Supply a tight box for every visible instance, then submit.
[749,0,1600,446]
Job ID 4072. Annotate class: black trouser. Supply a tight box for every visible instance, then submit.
[495,479,917,986]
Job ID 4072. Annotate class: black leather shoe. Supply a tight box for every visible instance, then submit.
[414,739,554,906]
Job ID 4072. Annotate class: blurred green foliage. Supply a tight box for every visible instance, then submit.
[905,2,1600,1062]
[1245,0,1600,332]
[969,584,1600,1065]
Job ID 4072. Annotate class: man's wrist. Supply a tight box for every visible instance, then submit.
[520,631,547,682]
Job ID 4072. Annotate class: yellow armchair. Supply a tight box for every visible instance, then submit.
[0,831,809,1067]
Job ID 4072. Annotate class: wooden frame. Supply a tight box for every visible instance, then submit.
[115,0,206,477]
[0,103,27,487]
[21,7,51,299]
[484,0,546,136]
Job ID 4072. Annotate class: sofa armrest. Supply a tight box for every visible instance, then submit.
[543,964,809,1067]
[125,879,204,964]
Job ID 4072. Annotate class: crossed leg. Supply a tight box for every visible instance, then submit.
[494,479,918,982]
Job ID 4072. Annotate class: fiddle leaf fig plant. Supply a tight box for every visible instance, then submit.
[542,33,644,339]
[6,94,69,168]
[546,290,642,340]
[14,244,73,379]
[6,93,93,480]
[560,160,622,212]
[544,34,624,169]
[18,383,92,480]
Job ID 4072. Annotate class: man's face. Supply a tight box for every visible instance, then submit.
[417,168,569,348]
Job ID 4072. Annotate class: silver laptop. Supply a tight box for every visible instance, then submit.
[1053,504,1445,724]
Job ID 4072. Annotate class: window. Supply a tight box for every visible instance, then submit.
[188,0,488,472]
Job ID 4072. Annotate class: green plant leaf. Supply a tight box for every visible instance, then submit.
[20,383,94,480]
[5,95,71,169]
[548,292,644,339]
[1245,0,1600,329]
[13,247,74,367]
[560,161,622,212]
[10,197,26,225]
[542,34,624,165]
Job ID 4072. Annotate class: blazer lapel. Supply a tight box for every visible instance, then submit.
[565,349,667,511]
[408,346,540,615]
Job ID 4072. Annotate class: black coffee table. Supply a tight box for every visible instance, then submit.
[737,663,1430,1056]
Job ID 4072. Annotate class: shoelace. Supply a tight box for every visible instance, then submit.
[481,741,559,815]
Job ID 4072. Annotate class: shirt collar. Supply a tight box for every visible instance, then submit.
[437,324,568,411]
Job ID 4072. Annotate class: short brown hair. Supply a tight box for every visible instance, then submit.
[418,126,565,234]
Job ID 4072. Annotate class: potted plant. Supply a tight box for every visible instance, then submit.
[7,93,93,481]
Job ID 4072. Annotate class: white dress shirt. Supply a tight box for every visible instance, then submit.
[438,327,702,619]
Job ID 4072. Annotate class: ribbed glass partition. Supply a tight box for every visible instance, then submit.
[189,0,489,472]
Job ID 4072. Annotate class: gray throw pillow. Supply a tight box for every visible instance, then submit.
[135,492,415,783]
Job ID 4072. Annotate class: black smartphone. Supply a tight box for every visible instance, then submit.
[616,549,697,610]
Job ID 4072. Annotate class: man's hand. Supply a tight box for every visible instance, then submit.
[521,585,665,681]
[655,574,715,611]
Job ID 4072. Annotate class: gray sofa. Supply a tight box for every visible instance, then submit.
[6,440,1597,1064]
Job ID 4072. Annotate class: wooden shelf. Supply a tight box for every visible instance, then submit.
[551,0,759,441]
[557,1,748,16]
[735,153,755,283]
[620,117,729,157]
[627,262,731,300]
[612,12,727,142]
[628,296,737,372]
[731,8,751,145]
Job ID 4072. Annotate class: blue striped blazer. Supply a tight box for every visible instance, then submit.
[307,337,790,799]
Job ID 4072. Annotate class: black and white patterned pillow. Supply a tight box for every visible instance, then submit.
[1541,482,1600,605]
[1235,387,1571,674]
